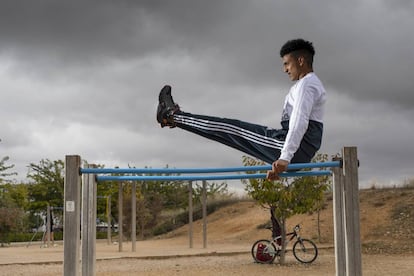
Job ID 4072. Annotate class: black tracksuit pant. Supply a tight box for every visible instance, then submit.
[173,111,323,164]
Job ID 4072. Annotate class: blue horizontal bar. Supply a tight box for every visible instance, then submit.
[96,170,332,182]
[81,161,340,175]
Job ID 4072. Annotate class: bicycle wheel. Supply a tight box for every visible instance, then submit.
[251,239,277,264]
[292,238,318,263]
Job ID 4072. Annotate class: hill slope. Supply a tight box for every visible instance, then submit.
[161,187,414,254]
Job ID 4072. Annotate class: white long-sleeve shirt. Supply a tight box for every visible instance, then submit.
[279,72,326,162]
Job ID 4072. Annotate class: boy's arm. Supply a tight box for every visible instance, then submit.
[267,82,317,180]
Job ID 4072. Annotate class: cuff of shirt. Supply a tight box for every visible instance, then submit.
[279,151,293,163]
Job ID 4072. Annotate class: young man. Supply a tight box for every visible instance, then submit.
[156,38,326,180]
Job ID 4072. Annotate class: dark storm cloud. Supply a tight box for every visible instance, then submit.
[1,0,413,186]
[0,1,151,66]
[1,1,412,107]
[0,1,237,65]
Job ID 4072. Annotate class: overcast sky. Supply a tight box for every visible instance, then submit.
[1,1,413,189]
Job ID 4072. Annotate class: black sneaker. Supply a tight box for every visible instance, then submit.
[157,85,180,128]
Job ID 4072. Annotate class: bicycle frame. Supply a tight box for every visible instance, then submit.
[270,224,300,249]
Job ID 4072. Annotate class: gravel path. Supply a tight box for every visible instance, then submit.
[1,249,413,276]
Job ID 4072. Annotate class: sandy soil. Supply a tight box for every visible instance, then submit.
[1,191,414,275]
[1,243,413,276]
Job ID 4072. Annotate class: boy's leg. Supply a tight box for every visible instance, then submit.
[156,85,287,164]
[173,112,287,164]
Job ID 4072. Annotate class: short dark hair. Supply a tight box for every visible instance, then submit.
[280,39,315,65]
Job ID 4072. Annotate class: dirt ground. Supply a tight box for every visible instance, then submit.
[1,242,413,276]
[1,189,414,275]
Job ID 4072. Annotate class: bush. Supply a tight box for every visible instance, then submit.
[1,232,40,244]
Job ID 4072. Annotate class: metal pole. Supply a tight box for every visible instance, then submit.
[333,164,346,276]
[107,196,111,245]
[46,204,51,247]
[131,181,136,252]
[188,181,193,249]
[96,170,332,182]
[118,182,123,252]
[81,165,97,276]
[202,180,207,249]
[81,161,340,174]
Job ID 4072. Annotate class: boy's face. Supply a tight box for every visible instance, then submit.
[282,53,303,81]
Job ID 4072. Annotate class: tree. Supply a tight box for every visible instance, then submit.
[0,139,17,183]
[0,183,30,213]
[154,180,188,210]
[0,206,24,246]
[27,159,65,213]
[242,156,328,264]
[311,153,332,242]
[0,148,28,241]
[193,181,230,204]
[0,156,17,183]
[86,164,232,239]
[135,196,151,240]
[0,183,26,246]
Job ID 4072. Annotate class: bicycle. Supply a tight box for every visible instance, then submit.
[251,224,318,264]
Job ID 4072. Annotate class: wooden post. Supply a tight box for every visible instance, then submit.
[64,155,81,276]
[118,182,123,252]
[131,181,137,252]
[333,164,346,276]
[188,181,193,249]
[81,165,97,276]
[343,147,362,276]
[202,180,207,249]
